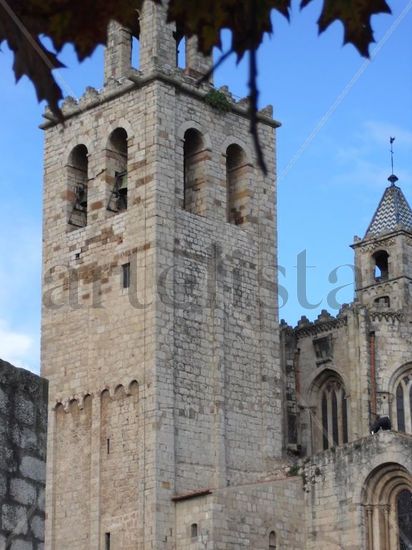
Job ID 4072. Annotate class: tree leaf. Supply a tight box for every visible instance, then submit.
[167,0,291,57]
[0,1,64,118]
[301,0,391,56]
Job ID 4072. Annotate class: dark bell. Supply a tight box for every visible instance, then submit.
[76,186,87,208]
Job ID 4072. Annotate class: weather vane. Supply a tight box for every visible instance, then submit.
[388,136,398,185]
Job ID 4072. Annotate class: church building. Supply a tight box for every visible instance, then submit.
[39,2,412,548]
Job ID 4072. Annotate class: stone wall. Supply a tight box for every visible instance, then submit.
[302,430,412,550]
[175,477,305,549]
[0,359,48,550]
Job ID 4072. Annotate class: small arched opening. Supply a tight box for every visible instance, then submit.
[107,128,128,212]
[183,128,207,215]
[67,144,88,229]
[269,530,277,549]
[226,144,250,225]
[373,250,389,282]
[190,523,198,539]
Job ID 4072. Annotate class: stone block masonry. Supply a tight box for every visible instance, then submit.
[0,359,48,550]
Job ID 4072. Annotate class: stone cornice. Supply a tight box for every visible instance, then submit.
[40,68,281,130]
[295,316,347,339]
[351,230,412,250]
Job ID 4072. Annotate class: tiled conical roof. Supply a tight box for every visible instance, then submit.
[365,180,412,238]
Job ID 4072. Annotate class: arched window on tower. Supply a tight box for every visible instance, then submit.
[313,372,349,452]
[67,144,88,229]
[391,365,412,434]
[107,128,128,213]
[226,144,250,225]
[373,250,389,282]
[269,530,277,550]
[183,128,207,215]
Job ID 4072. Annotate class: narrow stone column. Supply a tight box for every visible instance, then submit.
[89,395,102,548]
[104,21,132,84]
[366,506,374,550]
[139,1,176,73]
[383,505,391,550]
[186,36,213,82]
[44,406,56,549]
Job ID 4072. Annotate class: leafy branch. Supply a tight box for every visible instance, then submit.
[0,0,392,168]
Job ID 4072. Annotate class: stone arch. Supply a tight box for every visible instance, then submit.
[68,398,79,411]
[79,393,92,409]
[306,366,350,403]
[64,137,93,167]
[55,402,65,414]
[177,121,212,149]
[128,380,139,396]
[221,136,253,165]
[105,119,134,141]
[308,368,349,452]
[100,388,111,401]
[114,384,125,398]
[362,462,412,550]
[389,363,412,434]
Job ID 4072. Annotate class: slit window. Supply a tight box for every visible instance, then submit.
[191,523,198,539]
[105,532,111,550]
[269,530,276,550]
[122,263,131,289]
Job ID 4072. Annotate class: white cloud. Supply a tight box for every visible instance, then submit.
[363,120,412,148]
[326,119,412,190]
[0,319,38,373]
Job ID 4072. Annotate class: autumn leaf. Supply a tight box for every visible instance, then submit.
[0,0,64,118]
[301,0,391,56]
[167,0,291,58]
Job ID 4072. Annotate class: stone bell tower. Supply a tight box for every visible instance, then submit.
[351,169,412,424]
[41,2,281,548]
[352,173,412,312]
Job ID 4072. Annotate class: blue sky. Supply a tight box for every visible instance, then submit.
[0,1,411,373]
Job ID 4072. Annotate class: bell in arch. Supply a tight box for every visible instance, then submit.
[115,171,128,210]
[76,185,87,209]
